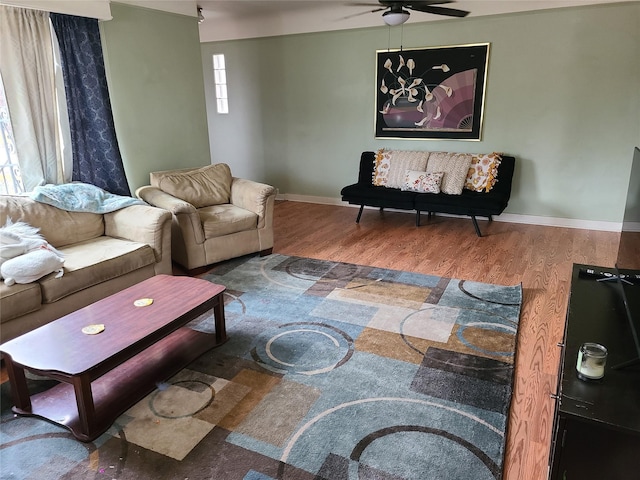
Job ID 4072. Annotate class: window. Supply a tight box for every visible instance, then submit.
[0,73,24,195]
[213,54,228,114]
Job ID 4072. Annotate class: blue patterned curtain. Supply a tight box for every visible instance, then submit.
[50,14,130,196]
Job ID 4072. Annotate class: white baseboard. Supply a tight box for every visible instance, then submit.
[277,193,622,232]
[622,221,640,233]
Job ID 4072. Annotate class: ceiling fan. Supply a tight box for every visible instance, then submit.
[348,1,469,26]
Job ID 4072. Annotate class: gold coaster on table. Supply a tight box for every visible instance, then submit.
[134,298,154,307]
[82,324,105,335]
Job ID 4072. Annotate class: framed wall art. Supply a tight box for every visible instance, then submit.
[375,43,490,141]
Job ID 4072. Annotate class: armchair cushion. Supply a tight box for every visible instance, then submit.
[199,205,258,238]
[154,163,232,208]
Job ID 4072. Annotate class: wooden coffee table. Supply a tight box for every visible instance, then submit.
[0,274,226,442]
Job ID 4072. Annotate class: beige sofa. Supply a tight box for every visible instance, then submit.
[136,163,276,270]
[0,194,172,343]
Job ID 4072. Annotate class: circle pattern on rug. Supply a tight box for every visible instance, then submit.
[456,321,517,357]
[458,280,521,306]
[284,257,341,280]
[351,425,499,479]
[149,380,215,419]
[251,322,354,375]
[278,397,502,480]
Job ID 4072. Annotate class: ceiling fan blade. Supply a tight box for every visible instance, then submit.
[406,1,454,5]
[409,4,469,17]
[342,7,387,20]
[345,1,452,7]
[344,2,384,6]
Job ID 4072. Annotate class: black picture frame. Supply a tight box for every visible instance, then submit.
[375,43,490,141]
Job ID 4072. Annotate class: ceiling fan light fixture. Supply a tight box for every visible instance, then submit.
[382,9,410,26]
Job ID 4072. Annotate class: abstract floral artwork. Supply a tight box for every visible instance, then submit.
[375,43,490,140]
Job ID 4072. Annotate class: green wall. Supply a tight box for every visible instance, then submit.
[202,2,640,223]
[101,2,210,192]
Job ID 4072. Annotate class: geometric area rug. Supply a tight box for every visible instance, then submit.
[0,254,522,480]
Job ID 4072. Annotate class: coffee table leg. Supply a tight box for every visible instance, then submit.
[213,293,227,344]
[4,356,32,412]
[73,375,95,436]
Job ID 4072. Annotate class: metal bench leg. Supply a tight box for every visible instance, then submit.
[356,205,364,223]
[471,216,482,237]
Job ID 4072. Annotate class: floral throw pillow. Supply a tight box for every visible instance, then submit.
[401,170,444,194]
[372,149,393,186]
[465,153,503,192]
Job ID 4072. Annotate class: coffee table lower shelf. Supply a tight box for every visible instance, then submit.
[13,327,220,442]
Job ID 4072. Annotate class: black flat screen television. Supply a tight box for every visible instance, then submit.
[616,147,640,271]
[612,146,640,369]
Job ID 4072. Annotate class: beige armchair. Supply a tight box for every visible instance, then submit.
[136,163,276,271]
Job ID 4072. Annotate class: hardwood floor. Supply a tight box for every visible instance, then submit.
[0,200,617,479]
[272,200,619,480]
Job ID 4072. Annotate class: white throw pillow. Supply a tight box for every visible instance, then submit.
[0,219,64,271]
[426,152,473,195]
[373,149,431,188]
[1,248,65,286]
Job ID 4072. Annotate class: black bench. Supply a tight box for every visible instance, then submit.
[340,151,515,237]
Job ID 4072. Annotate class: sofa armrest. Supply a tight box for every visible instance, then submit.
[230,178,276,228]
[104,204,173,275]
[358,151,376,185]
[491,156,516,198]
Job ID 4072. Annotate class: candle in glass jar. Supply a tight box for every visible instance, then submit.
[576,343,607,380]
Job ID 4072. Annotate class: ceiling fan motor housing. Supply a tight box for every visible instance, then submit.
[378,0,470,24]
[382,8,411,26]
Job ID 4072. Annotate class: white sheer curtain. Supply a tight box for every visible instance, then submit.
[50,23,73,183]
[0,5,70,190]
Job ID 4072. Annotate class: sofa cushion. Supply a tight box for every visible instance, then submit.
[40,237,156,303]
[415,189,510,216]
[199,204,258,238]
[372,149,430,188]
[0,282,41,322]
[426,152,473,195]
[465,153,502,192]
[0,195,104,248]
[402,171,444,194]
[154,163,232,208]
[341,183,418,210]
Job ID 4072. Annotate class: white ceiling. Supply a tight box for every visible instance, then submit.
[196,0,635,42]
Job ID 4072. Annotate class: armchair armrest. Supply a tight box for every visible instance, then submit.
[230,178,276,228]
[104,204,172,275]
[135,186,197,215]
[135,185,206,245]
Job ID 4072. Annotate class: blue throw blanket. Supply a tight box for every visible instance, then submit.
[29,183,145,213]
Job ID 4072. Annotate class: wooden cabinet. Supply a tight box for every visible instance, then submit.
[549,264,640,479]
